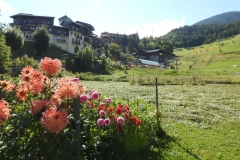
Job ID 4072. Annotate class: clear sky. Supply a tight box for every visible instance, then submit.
[0,0,240,38]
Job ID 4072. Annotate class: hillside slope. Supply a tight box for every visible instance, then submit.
[194,11,240,25]
[15,41,75,60]
[173,34,240,72]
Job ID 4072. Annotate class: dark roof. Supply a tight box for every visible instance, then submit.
[58,15,72,21]
[60,20,72,28]
[147,49,163,53]
[70,22,84,28]
[101,31,125,36]
[53,25,69,29]
[10,13,54,19]
[76,21,95,31]
[132,49,163,56]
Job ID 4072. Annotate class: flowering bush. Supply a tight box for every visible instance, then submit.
[0,57,153,159]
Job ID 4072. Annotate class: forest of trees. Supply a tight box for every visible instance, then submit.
[161,20,240,48]
[111,18,240,58]
[194,11,240,25]
[110,33,174,58]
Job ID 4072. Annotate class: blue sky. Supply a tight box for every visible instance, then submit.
[0,0,240,38]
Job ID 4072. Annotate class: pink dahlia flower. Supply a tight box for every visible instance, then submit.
[89,90,97,95]
[71,78,79,83]
[97,118,105,127]
[0,100,10,125]
[104,118,111,126]
[80,95,88,103]
[41,107,68,133]
[90,91,99,100]
[99,110,106,117]
[117,116,125,125]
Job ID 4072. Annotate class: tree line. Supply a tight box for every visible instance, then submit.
[162,20,240,48]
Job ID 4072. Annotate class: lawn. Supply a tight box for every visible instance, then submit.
[82,81,240,160]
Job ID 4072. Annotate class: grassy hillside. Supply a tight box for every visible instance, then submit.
[173,34,240,75]
[105,35,240,84]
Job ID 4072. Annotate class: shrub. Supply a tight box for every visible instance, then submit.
[0,57,162,159]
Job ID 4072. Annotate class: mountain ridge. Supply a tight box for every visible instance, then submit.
[194,11,240,25]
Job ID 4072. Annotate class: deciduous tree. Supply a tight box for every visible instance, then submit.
[75,47,94,71]
[0,35,11,73]
[33,25,50,56]
[5,27,23,52]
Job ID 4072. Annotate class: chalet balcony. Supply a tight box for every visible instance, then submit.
[25,34,34,39]
[11,22,22,26]
[76,35,82,39]
[72,41,80,45]
[57,39,66,43]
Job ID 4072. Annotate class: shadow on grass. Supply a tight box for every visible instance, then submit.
[154,127,202,160]
[174,141,202,160]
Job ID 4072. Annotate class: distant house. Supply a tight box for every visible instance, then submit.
[10,13,101,55]
[132,49,168,67]
[100,31,128,51]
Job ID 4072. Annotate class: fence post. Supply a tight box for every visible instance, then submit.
[73,96,81,159]
[155,77,160,127]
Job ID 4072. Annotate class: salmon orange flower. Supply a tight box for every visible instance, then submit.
[16,85,29,101]
[56,82,80,99]
[21,66,34,75]
[41,107,68,133]
[0,100,11,125]
[0,80,15,91]
[30,100,59,115]
[30,78,45,95]
[30,69,44,82]
[39,57,62,76]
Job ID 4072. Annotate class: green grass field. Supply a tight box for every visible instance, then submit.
[82,81,240,160]
[106,35,240,85]
[81,34,240,158]
[9,33,240,159]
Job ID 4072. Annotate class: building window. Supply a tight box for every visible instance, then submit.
[42,21,48,24]
[70,32,72,35]
[72,38,74,41]
[30,27,35,32]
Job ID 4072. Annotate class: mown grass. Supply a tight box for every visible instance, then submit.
[82,81,240,159]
